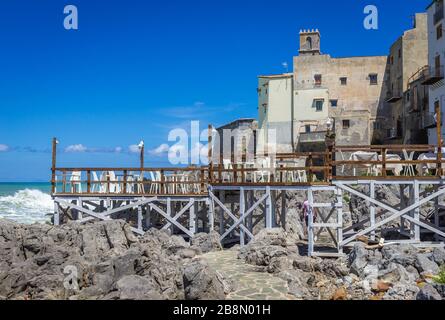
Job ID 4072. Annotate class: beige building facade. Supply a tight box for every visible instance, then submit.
[382,13,428,144]
[258,14,429,151]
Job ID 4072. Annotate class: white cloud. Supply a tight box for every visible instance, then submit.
[0,144,9,152]
[114,146,123,153]
[150,144,169,156]
[65,144,87,153]
[128,145,140,154]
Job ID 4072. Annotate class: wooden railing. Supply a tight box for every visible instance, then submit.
[51,146,445,196]
[52,167,208,196]
[332,145,445,179]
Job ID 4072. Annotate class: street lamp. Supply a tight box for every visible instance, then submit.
[138,140,144,170]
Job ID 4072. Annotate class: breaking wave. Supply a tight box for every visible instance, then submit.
[0,189,53,224]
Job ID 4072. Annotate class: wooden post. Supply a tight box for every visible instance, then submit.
[54,202,60,226]
[265,186,273,229]
[189,200,197,235]
[51,137,57,194]
[240,188,245,246]
[436,102,442,176]
[308,188,314,256]
[413,181,420,241]
[382,148,387,177]
[370,181,376,241]
[87,170,91,194]
[123,170,128,194]
[336,187,343,254]
[308,153,314,183]
[137,205,143,232]
[208,125,213,183]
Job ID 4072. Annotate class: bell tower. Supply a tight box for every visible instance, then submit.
[299,29,321,56]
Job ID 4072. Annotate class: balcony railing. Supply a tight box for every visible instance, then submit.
[299,131,327,144]
[386,89,402,103]
[420,65,445,85]
[422,112,441,129]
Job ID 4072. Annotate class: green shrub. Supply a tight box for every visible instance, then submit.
[433,265,445,285]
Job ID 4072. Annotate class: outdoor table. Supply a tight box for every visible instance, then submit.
[349,151,378,176]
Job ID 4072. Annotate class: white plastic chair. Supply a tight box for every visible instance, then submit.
[149,171,162,194]
[70,171,82,193]
[91,171,99,193]
[222,159,233,182]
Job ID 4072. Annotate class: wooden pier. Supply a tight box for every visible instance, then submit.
[51,137,445,257]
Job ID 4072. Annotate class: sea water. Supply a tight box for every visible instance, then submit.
[0,183,53,224]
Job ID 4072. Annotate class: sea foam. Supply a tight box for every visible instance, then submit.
[0,189,53,224]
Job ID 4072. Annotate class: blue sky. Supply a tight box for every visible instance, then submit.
[0,0,431,181]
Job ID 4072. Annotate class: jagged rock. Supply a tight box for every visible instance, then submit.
[371,280,391,293]
[240,245,288,268]
[0,219,220,300]
[383,284,419,300]
[252,228,288,247]
[182,259,226,300]
[415,254,440,275]
[432,248,445,265]
[284,208,305,244]
[278,269,312,299]
[191,231,222,254]
[348,243,369,277]
[115,275,163,300]
[433,284,445,298]
[416,284,442,300]
[331,287,347,300]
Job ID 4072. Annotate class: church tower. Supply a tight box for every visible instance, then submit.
[299,29,321,56]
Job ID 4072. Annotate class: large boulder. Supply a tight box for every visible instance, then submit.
[182,259,226,300]
[284,208,305,245]
[191,231,222,254]
[416,284,442,300]
[415,254,440,275]
[432,248,445,265]
[348,243,369,277]
[114,275,163,300]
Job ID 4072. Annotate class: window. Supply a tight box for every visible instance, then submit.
[390,56,394,65]
[340,77,347,85]
[438,24,443,40]
[314,74,322,86]
[435,55,441,76]
[373,122,381,130]
[305,125,311,133]
[369,73,378,85]
[398,49,401,58]
[306,37,312,50]
[342,120,350,129]
[330,99,338,107]
[314,99,324,112]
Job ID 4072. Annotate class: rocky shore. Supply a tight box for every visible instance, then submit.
[0,219,444,300]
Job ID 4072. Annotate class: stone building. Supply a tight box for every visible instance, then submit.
[211,118,258,163]
[258,14,429,151]
[425,0,445,145]
[381,13,428,144]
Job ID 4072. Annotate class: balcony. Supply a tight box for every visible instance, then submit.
[386,89,402,103]
[422,112,440,129]
[299,131,327,144]
[420,65,444,85]
[434,5,444,25]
